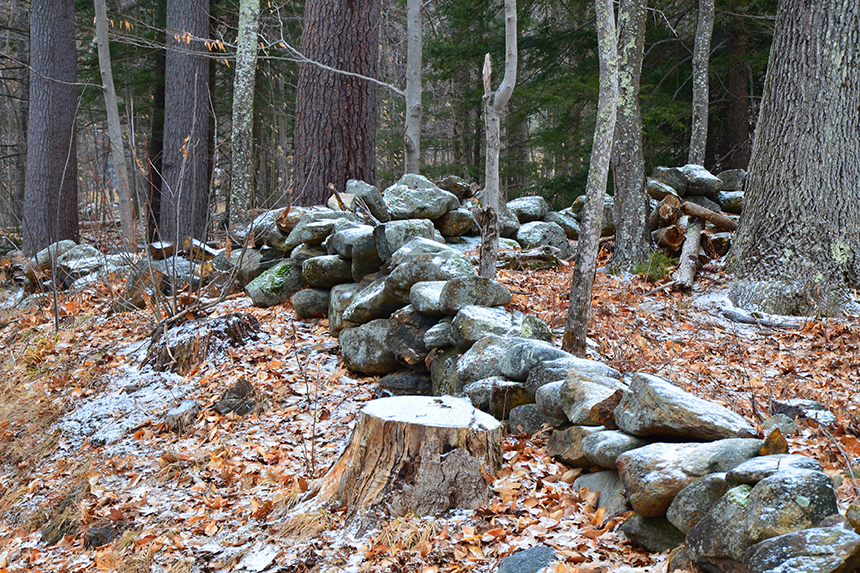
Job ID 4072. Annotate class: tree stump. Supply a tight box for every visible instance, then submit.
[307,396,503,518]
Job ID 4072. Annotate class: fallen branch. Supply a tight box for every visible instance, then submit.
[671,217,705,289]
[680,201,738,232]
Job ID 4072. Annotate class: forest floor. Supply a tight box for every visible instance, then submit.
[0,247,858,573]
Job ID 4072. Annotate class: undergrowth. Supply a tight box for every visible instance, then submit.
[632,252,679,282]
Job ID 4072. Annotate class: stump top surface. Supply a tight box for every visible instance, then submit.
[362,396,501,431]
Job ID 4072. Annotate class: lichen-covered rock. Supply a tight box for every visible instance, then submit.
[329,283,360,337]
[581,430,648,469]
[616,438,763,517]
[717,191,745,215]
[340,319,400,376]
[614,373,758,440]
[375,219,439,263]
[387,305,439,367]
[301,255,353,288]
[560,373,627,425]
[409,280,447,316]
[245,260,306,307]
[546,425,603,467]
[291,288,330,319]
[451,306,552,350]
[383,183,460,220]
[436,175,471,200]
[328,225,374,258]
[435,207,476,237]
[535,381,566,420]
[515,221,571,258]
[680,164,723,198]
[424,317,456,348]
[347,179,390,222]
[652,167,688,196]
[746,526,860,573]
[507,196,549,223]
[385,250,477,304]
[725,454,824,486]
[341,278,405,324]
[544,209,581,239]
[456,335,521,387]
[387,237,459,270]
[717,169,746,192]
[465,376,532,420]
[620,514,686,553]
[666,473,731,534]
[646,178,681,201]
[525,356,622,392]
[685,484,754,567]
[439,275,511,314]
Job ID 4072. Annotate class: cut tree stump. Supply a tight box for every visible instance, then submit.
[305,396,503,518]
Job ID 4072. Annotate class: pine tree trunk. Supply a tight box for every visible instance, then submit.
[562,0,618,356]
[403,0,422,175]
[728,0,860,316]
[609,0,651,273]
[24,0,79,255]
[688,0,714,165]
[160,0,210,243]
[146,46,166,243]
[292,0,379,206]
[726,29,751,169]
[95,0,135,251]
[229,0,260,227]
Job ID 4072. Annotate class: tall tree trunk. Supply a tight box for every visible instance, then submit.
[95,0,135,251]
[609,0,650,273]
[688,0,714,165]
[478,0,517,279]
[229,0,260,227]
[725,28,751,169]
[403,0,422,175]
[160,0,211,243]
[147,47,166,243]
[292,0,380,206]
[562,0,618,356]
[728,0,860,316]
[24,0,79,255]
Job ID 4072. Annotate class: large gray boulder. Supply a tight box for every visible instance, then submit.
[339,319,400,376]
[534,381,566,420]
[341,278,405,324]
[725,454,823,486]
[423,317,456,348]
[387,236,459,269]
[375,220,438,263]
[746,526,860,573]
[559,373,627,425]
[328,225,374,258]
[329,283,360,337]
[451,306,552,349]
[384,250,477,304]
[464,376,532,420]
[646,178,681,201]
[456,335,520,387]
[436,175,472,200]
[346,179,390,222]
[515,221,571,258]
[614,373,758,441]
[409,280,447,316]
[525,356,622,391]
[245,260,306,307]
[383,183,460,220]
[386,305,438,367]
[301,255,353,288]
[291,243,328,268]
[438,275,511,314]
[680,164,723,198]
[435,207,476,237]
[652,166,688,196]
[616,438,763,516]
[506,196,549,223]
[283,210,358,248]
[543,209,581,239]
[291,288,330,319]
[581,430,648,469]
[666,473,732,534]
[217,248,284,287]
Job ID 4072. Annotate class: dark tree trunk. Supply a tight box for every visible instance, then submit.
[292,0,380,207]
[725,29,751,169]
[609,0,651,273]
[23,0,79,255]
[147,48,166,243]
[728,0,860,316]
[160,0,211,243]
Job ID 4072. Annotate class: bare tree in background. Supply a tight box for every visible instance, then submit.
[689,0,714,165]
[403,0,423,174]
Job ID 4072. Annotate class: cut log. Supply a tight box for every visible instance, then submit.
[648,194,681,231]
[652,224,685,254]
[679,201,738,232]
[672,217,706,289]
[494,245,566,270]
[702,231,732,259]
[305,396,503,518]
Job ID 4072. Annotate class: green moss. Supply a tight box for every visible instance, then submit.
[725,484,753,508]
[632,252,678,282]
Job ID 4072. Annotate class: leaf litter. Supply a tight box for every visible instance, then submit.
[0,256,858,573]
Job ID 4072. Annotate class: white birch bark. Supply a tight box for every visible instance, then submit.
[229,0,261,226]
[95,0,135,251]
[562,0,618,356]
[403,0,422,174]
[688,0,714,165]
[478,0,517,279]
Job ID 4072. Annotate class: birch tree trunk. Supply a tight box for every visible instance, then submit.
[229,0,260,227]
[688,0,714,165]
[609,0,650,273]
[562,0,618,356]
[403,0,422,175]
[95,0,135,251]
[478,0,517,279]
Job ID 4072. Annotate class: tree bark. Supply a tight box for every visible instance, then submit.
[688,0,714,165]
[229,0,260,227]
[609,0,651,273]
[478,0,517,279]
[95,0,135,251]
[728,0,860,316]
[24,0,79,255]
[725,27,751,169]
[403,0,422,175]
[304,396,502,519]
[160,0,210,244]
[292,0,380,207]
[562,0,618,356]
[146,45,166,243]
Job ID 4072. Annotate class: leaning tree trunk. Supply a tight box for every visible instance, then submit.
[727,0,860,316]
[95,0,135,251]
[609,0,651,273]
[24,0,79,255]
[229,0,260,227]
[292,0,379,207]
[161,0,210,243]
[303,396,502,519]
[403,0,422,175]
[688,0,714,166]
[478,0,517,279]
[562,0,618,356]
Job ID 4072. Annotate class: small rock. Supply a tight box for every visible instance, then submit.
[329,283,360,337]
[347,179,390,222]
[546,426,604,467]
[560,373,626,425]
[725,454,823,486]
[291,288,330,319]
[525,356,621,391]
[340,319,400,376]
[380,370,432,396]
[666,473,731,534]
[452,307,552,350]
[301,255,353,288]
[84,524,121,548]
[651,167,688,195]
[762,413,798,436]
[430,347,462,396]
[424,317,457,349]
[717,169,746,191]
[165,400,201,433]
[245,260,306,307]
[385,250,477,304]
[465,377,532,420]
[215,379,259,416]
[679,164,722,198]
[507,196,549,223]
[646,178,680,201]
[508,404,564,435]
[387,305,438,366]
[581,430,648,469]
[535,381,566,420]
[771,398,837,426]
[716,190,745,214]
[328,225,374,258]
[497,545,557,573]
[573,470,629,516]
[620,514,685,553]
[341,277,405,324]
